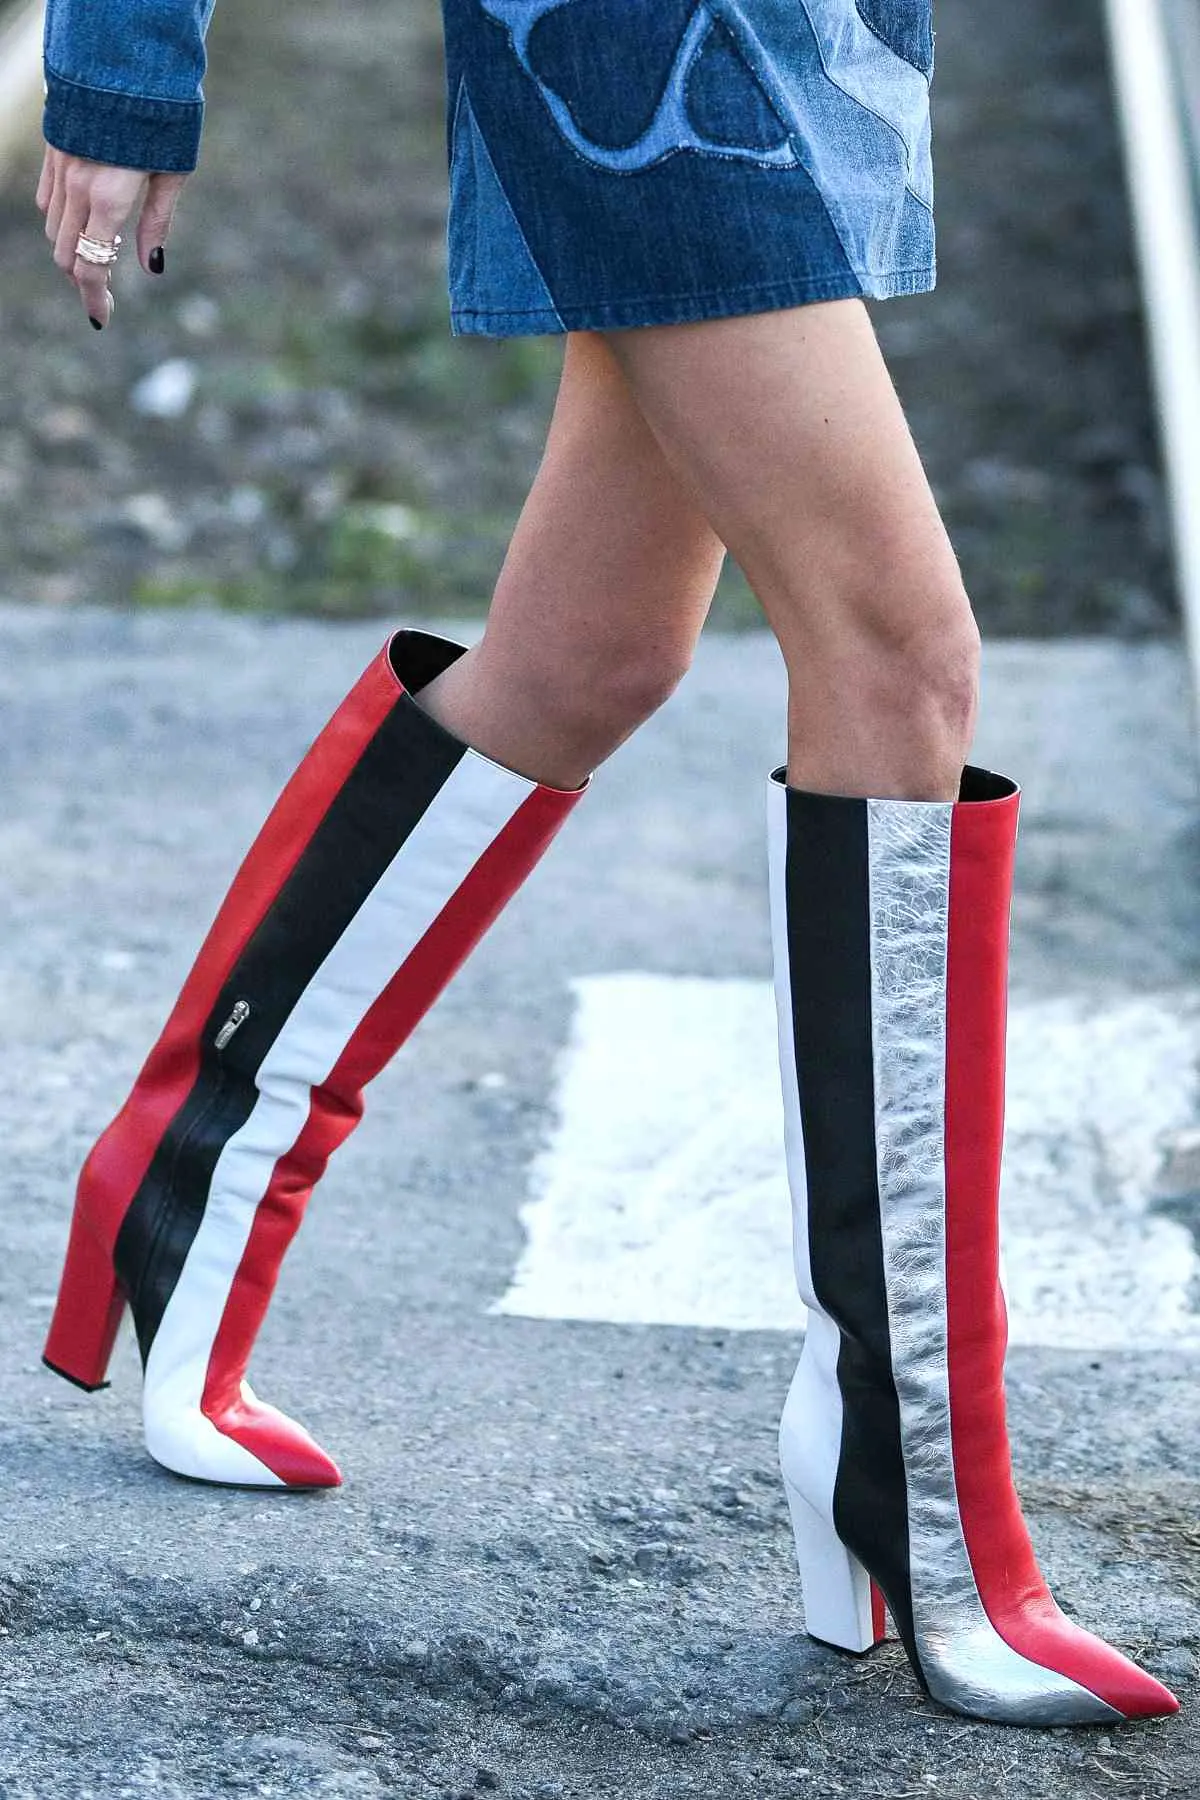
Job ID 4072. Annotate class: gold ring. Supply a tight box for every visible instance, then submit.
[75,233,122,267]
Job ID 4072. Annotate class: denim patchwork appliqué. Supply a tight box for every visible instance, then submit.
[440,0,936,335]
[481,0,800,170]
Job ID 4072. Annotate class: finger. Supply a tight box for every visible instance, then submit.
[44,154,67,245]
[136,173,188,275]
[35,146,54,216]
[53,186,91,277]
[74,246,116,329]
[73,201,125,328]
[70,164,148,325]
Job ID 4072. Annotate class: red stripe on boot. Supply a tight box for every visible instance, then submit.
[944,790,1175,1718]
[200,780,580,1484]
[74,651,403,1258]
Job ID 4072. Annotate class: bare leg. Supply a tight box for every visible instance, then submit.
[418,332,728,790]
[602,300,981,800]
[597,301,1182,1729]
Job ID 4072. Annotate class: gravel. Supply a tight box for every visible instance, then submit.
[0,609,1196,1795]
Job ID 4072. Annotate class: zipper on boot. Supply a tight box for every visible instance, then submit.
[214,1000,251,1052]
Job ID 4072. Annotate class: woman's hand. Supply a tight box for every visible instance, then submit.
[35,146,189,330]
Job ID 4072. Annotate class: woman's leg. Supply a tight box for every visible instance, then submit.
[602,300,1176,1725]
[417,330,727,790]
[602,299,980,800]
[44,328,727,1491]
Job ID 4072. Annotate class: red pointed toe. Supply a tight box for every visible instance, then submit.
[200,1390,343,1490]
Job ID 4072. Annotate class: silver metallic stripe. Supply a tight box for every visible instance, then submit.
[865,798,1117,1724]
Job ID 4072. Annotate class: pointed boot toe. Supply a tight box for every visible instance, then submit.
[945,1600,1182,1723]
[915,1612,1180,1726]
[152,1382,343,1490]
[144,1384,342,1490]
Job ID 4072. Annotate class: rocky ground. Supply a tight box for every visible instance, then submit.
[0,0,1177,633]
[1,611,1197,1798]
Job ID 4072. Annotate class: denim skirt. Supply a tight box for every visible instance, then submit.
[441,0,936,337]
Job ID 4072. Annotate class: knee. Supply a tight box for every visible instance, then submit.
[886,602,981,758]
[553,634,694,748]
[495,629,695,766]
[858,605,980,769]
[605,636,695,723]
[786,567,982,794]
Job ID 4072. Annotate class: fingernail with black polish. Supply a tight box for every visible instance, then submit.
[149,246,165,275]
[89,316,104,331]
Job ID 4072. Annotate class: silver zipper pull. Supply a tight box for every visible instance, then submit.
[214,999,251,1051]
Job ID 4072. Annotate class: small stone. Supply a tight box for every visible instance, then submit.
[242,1627,260,1647]
[177,295,221,337]
[226,485,268,527]
[119,493,190,553]
[633,1542,670,1573]
[1149,1647,1196,1685]
[475,1772,500,1791]
[1156,1130,1200,1197]
[36,405,95,447]
[130,358,197,420]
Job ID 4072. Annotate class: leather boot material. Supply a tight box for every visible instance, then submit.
[768,766,1178,1725]
[44,631,585,1487]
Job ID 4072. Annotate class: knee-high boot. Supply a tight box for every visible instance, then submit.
[44,630,585,1488]
[767,765,1178,1724]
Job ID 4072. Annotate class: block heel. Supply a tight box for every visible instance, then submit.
[783,1477,885,1655]
[43,1210,126,1391]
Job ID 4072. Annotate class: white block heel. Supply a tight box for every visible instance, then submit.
[783,1477,886,1655]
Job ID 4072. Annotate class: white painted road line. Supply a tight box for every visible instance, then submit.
[495,975,1200,1349]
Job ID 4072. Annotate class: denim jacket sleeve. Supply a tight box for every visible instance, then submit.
[43,0,217,174]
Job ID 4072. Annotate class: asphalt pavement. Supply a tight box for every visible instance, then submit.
[1,608,1197,1799]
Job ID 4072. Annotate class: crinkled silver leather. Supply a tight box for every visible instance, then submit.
[865,798,1118,1724]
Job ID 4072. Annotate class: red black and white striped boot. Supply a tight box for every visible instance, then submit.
[43,630,584,1488]
[767,766,1179,1725]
